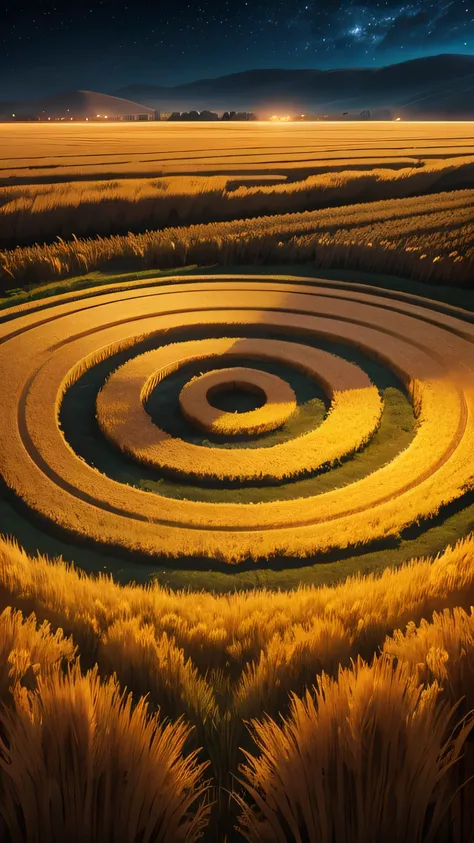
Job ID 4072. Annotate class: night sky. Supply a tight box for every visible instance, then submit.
[2,0,474,100]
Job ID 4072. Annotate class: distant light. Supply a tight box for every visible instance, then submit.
[48,117,51,120]
[104,115,108,119]
[396,117,401,121]
[70,117,73,120]
[11,113,15,117]
[301,114,305,117]
[85,117,89,121]
[96,114,101,117]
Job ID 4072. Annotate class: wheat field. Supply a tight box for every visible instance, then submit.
[178,365,298,437]
[2,121,474,247]
[2,157,474,247]
[2,188,474,289]
[2,269,474,839]
[1,533,474,840]
[2,272,474,566]
[3,122,474,181]
[1,120,474,841]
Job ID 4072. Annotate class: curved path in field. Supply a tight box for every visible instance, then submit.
[178,365,298,438]
[1,274,474,563]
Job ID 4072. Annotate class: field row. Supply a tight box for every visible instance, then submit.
[2,155,474,247]
[1,189,473,288]
[2,122,474,182]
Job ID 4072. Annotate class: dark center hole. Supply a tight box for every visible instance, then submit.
[207,383,267,414]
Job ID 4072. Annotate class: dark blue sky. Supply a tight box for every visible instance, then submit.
[2,0,474,99]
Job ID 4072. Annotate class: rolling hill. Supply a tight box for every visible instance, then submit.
[2,55,474,121]
[0,90,154,121]
[116,54,474,119]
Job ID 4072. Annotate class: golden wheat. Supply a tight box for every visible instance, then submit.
[1,189,473,288]
[3,536,474,838]
[2,121,474,185]
[2,120,474,841]
[179,367,297,436]
[238,656,472,843]
[2,534,474,706]
[1,274,473,561]
[96,336,381,482]
[3,534,474,838]
[0,663,210,843]
[3,154,474,247]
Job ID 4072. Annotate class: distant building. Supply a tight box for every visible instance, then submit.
[122,112,154,121]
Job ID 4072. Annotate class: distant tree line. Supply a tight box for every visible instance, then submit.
[221,111,258,121]
[167,110,258,121]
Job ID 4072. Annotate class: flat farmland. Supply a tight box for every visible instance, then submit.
[2,121,474,182]
[2,121,474,250]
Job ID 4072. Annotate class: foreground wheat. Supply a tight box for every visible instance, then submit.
[2,536,474,839]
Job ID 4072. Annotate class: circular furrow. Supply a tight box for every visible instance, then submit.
[179,367,297,437]
[97,337,382,481]
[0,275,473,563]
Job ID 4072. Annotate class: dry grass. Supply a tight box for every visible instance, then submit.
[1,189,473,289]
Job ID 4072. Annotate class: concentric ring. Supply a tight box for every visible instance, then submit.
[179,367,297,437]
[1,274,474,563]
[96,337,382,481]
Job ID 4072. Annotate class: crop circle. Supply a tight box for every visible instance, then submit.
[1,273,474,566]
[179,367,297,436]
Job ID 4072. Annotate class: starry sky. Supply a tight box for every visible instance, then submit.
[2,0,474,100]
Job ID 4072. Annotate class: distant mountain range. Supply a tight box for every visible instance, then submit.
[2,54,474,120]
[116,55,474,119]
